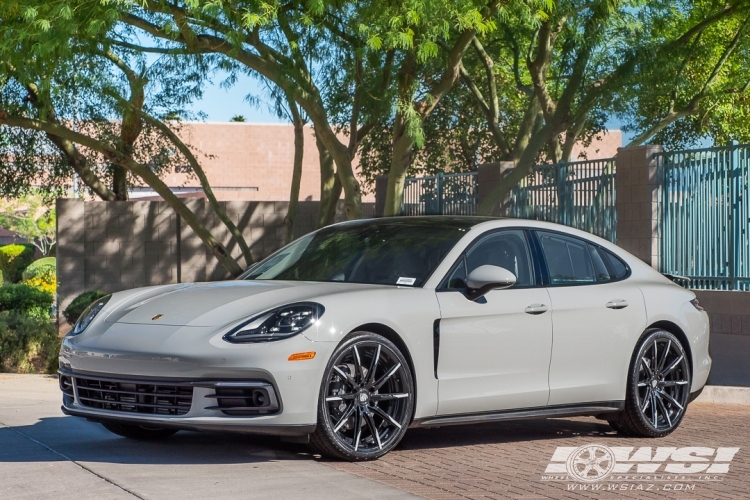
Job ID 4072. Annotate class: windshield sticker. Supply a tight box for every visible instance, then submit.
[396,277,417,286]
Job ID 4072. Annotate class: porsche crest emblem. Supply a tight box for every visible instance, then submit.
[151,314,164,321]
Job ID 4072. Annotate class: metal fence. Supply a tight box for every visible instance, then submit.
[658,143,750,290]
[507,158,617,242]
[402,172,478,215]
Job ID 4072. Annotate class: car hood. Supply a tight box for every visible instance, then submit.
[105,280,383,328]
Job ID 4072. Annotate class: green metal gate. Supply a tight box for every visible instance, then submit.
[658,143,750,290]
[402,172,478,215]
[507,158,617,242]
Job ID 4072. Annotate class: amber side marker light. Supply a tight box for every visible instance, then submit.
[288,352,316,361]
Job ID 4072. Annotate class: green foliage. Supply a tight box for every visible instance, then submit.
[21,257,56,295]
[0,193,56,256]
[0,311,60,374]
[0,244,36,283]
[63,290,108,326]
[0,283,54,318]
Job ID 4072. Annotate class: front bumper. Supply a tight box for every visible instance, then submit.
[59,323,336,432]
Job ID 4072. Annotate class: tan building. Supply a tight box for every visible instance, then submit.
[131,122,622,202]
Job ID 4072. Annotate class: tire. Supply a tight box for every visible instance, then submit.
[308,332,414,461]
[609,329,691,437]
[101,421,179,440]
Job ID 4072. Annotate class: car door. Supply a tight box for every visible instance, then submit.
[435,229,553,416]
[534,230,648,406]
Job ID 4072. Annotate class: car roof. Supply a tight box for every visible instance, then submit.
[331,216,499,230]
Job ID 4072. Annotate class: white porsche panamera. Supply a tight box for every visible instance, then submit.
[59,217,711,460]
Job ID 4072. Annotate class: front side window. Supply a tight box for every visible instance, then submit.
[443,230,534,289]
[241,220,471,287]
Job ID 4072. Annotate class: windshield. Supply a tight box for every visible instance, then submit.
[240,219,473,287]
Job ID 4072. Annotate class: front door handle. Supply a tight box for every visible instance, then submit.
[606,299,629,310]
[525,303,548,315]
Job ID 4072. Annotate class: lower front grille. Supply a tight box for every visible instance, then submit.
[75,376,193,416]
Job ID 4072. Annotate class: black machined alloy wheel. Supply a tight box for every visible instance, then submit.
[609,329,691,437]
[309,332,414,460]
[101,421,179,440]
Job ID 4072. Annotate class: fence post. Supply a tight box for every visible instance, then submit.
[730,140,740,290]
[437,172,444,215]
[478,162,515,216]
[615,145,664,268]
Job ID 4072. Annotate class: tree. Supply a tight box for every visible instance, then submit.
[0,0,254,274]
[0,193,56,256]
[445,0,749,215]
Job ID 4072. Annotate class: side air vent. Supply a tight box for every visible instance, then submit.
[204,382,280,416]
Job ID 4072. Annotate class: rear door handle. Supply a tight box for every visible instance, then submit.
[525,304,548,315]
[606,299,629,310]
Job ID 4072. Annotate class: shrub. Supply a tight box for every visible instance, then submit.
[0,284,54,318]
[0,244,36,283]
[63,290,108,326]
[0,311,60,374]
[22,257,56,295]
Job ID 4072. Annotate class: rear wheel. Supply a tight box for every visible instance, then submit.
[309,332,414,461]
[101,422,179,440]
[609,329,691,437]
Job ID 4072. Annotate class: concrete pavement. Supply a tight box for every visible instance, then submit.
[0,374,419,500]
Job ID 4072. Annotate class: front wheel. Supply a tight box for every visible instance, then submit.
[308,332,414,460]
[609,329,691,437]
[101,421,179,440]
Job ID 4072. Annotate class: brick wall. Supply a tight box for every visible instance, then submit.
[693,290,750,387]
[56,198,374,333]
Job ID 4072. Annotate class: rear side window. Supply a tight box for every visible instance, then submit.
[537,230,629,285]
[537,232,595,284]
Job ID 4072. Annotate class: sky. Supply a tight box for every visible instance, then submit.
[190,74,635,144]
[185,73,284,123]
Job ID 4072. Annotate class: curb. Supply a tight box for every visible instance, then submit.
[694,385,750,405]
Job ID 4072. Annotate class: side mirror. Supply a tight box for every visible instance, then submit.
[465,265,516,301]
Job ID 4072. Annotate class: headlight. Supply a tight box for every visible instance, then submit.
[69,295,111,336]
[223,302,324,343]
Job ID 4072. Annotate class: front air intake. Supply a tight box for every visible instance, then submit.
[75,376,193,416]
[204,382,280,416]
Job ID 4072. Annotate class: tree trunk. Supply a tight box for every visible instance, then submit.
[284,102,304,243]
[383,123,413,217]
[315,130,339,228]
[112,166,129,200]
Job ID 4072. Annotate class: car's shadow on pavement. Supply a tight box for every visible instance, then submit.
[2,414,625,465]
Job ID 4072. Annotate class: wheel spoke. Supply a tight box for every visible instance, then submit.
[352,346,363,384]
[333,404,355,432]
[641,387,652,412]
[661,380,689,386]
[658,340,671,371]
[326,394,356,402]
[652,341,659,371]
[370,403,402,429]
[353,407,362,451]
[366,345,381,386]
[651,391,659,427]
[655,393,672,427]
[372,363,401,391]
[364,411,382,450]
[663,355,684,376]
[370,393,409,401]
[333,365,358,388]
[641,357,654,378]
[660,389,685,411]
